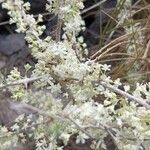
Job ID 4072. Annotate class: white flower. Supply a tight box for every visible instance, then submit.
[116,118,123,127]
[76,132,89,144]
[124,85,130,92]
[60,133,70,145]
[101,64,111,72]
[114,78,121,87]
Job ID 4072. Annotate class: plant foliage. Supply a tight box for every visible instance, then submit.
[0,0,149,149]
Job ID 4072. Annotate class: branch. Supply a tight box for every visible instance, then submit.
[81,0,107,14]
[93,80,150,109]
[64,115,95,140]
[0,76,46,89]
[142,39,150,60]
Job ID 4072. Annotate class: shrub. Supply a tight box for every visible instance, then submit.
[0,0,149,149]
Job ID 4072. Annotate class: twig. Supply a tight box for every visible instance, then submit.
[81,0,107,15]
[93,80,150,109]
[0,72,75,109]
[65,115,95,139]
[142,39,150,60]
[54,0,64,42]
[55,18,63,42]
[0,76,45,89]
[82,123,120,149]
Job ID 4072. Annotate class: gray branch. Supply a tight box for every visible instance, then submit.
[94,80,150,109]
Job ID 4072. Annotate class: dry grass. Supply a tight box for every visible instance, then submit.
[85,0,150,83]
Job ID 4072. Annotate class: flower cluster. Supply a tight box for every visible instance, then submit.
[0,0,150,150]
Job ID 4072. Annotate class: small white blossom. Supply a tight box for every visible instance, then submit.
[76,132,89,144]
[124,85,130,92]
[60,133,70,145]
